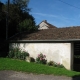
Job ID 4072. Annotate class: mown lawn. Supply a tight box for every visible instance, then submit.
[0,58,80,77]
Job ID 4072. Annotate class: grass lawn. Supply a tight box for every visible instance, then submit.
[0,58,80,77]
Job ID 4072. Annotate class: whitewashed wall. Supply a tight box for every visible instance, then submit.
[9,43,71,70]
[38,22,48,30]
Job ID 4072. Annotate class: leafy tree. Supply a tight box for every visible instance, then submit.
[2,0,37,38]
[18,19,37,32]
[12,0,30,12]
[0,2,6,40]
[0,2,3,12]
[0,0,37,57]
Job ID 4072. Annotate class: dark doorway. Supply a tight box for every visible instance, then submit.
[0,41,9,57]
[74,42,80,71]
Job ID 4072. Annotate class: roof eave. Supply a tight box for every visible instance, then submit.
[9,39,80,43]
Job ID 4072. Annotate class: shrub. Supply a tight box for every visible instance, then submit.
[47,61,64,68]
[8,48,21,58]
[8,47,29,60]
[47,61,54,66]
[57,63,64,68]
[36,53,47,64]
[21,51,29,60]
[8,49,14,58]
[54,62,64,68]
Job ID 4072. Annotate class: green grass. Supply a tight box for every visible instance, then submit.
[0,58,80,77]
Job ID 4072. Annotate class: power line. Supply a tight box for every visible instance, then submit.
[57,0,80,10]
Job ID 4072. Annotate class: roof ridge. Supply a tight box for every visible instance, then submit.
[45,21,57,28]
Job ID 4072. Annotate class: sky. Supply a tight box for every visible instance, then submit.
[1,0,80,28]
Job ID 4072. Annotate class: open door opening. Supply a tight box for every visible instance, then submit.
[74,42,80,71]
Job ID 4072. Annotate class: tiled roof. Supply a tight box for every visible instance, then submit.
[44,21,57,29]
[11,26,80,40]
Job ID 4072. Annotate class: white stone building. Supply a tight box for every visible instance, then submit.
[38,20,56,30]
[9,25,80,71]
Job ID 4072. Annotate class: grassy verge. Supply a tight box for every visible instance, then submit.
[0,58,80,77]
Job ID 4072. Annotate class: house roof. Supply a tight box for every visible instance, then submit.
[38,20,57,29]
[10,26,80,41]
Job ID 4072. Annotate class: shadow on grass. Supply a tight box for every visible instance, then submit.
[72,69,80,80]
[72,75,80,80]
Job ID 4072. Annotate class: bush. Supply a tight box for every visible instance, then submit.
[54,62,64,68]
[36,53,47,64]
[56,63,64,68]
[8,47,29,60]
[8,48,21,58]
[47,61,54,66]
[47,61,64,68]
[21,51,29,60]
[8,49,14,58]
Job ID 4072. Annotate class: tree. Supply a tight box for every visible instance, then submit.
[18,19,37,32]
[0,2,8,57]
[3,0,37,38]
[0,1,3,12]
[0,0,37,38]
[0,0,37,57]
[0,2,6,40]
[12,0,30,12]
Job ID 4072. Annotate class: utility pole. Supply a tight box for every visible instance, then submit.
[6,0,10,40]
[5,0,10,57]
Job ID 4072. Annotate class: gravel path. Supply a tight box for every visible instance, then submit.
[0,70,80,80]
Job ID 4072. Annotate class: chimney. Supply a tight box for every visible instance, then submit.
[43,20,47,22]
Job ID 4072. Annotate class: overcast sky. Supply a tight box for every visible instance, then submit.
[1,0,80,27]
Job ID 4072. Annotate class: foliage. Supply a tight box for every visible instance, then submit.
[8,47,29,60]
[54,62,64,68]
[47,61,54,66]
[47,61,64,68]
[1,58,80,77]
[36,53,47,64]
[0,0,37,39]
[12,0,30,12]
[74,55,80,58]
[18,19,37,32]
[0,2,6,40]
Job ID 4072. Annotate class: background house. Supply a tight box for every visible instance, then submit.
[38,20,57,30]
[9,23,80,71]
